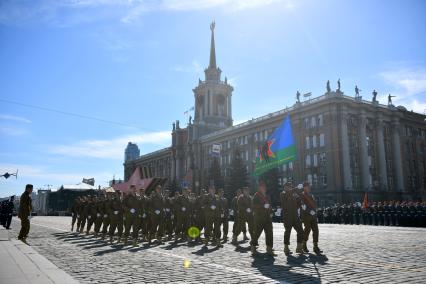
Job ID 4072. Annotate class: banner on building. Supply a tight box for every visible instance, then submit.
[254,115,297,177]
[211,143,221,157]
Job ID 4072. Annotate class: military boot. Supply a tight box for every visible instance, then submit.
[101,233,106,240]
[109,236,114,244]
[123,237,128,245]
[250,245,257,255]
[266,246,277,256]
[117,237,121,244]
[71,225,74,232]
[243,233,250,241]
[284,244,292,256]
[231,235,238,245]
[302,241,309,253]
[296,243,304,255]
[313,243,323,255]
[132,239,138,247]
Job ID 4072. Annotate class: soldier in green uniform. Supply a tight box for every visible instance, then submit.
[138,188,149,242]
[163,190,174,240]
[18,184,33,244]
[70,197,80,231]
[123,185,141,246]
[300,182,322,255]
[218,189,229,242]
[196,189,206,239]
[86,196,97,235]
[174,187,191,242]
[250,180,275,256]
[101,193,112,239]
[94,195,105,237]
[78,196,89,234]
[203,186,222,247]
[231,189,247,238]
[108,192,124,244]
[280,182,304,255]
[149,185,165,244]
[232,187,253,244]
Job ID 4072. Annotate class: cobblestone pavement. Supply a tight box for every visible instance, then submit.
[9,217,426,283]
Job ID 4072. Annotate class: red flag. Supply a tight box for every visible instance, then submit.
[362,192,369,209]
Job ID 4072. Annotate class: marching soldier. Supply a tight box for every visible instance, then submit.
[280,182,304,255]
[94,195,105,237]
[174,187,191,242]
[250,180,276,256]
[86,196,97,235]
[300,182,322,255]
[231,189,247,238]
[18,184,33,244]
[232,187,253,244]
[78,196,88,234]
[196,189,207,238]
[163,190,174,240]
[101,193,112,239]
[70,197,80,231]
[149,185,165,244]
[203,186,222,247]
[218,189,229,242]
[138,188,149,242]
[123,185,141,246]
[109,192,124,244]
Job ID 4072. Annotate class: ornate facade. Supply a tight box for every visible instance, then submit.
[124,23,426,205]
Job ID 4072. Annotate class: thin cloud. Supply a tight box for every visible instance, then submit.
[0,0,287,26]
[0,114,32,123]
[378,65,426,113]
[0,126,29,136]
[49,130,170,159]
[172,60,202,75]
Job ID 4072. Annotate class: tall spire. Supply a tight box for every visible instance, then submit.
[209,21,216,69]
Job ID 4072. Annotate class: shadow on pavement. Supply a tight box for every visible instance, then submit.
[192,245,220,256]
[251,255,321,283]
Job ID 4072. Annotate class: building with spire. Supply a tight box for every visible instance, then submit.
[124,22,426,204]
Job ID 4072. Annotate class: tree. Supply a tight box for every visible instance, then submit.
[260,168,280,206]
[208,157,224,190]
[226,149,248,200]
[168,178,181,196]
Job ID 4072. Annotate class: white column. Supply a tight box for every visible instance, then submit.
[340,111,352,190]
[359,114,370,190]
[392,119,404,191]
[376,118,388,190]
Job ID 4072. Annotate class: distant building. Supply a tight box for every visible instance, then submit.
[124,23,426,205]
[47,183,98,214]
[33,189,51,215]
[125,142,140,162]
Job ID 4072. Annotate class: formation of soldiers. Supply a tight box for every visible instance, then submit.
[0,196,15,230]
[317,201,426,227]
[70,181,323,257]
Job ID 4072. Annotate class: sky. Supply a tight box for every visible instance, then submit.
[1,0,425,197]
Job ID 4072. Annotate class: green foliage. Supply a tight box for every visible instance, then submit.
[208,157,225,190]
[226,149,248,200]
[260,168,280,206]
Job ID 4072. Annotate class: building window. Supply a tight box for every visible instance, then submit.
[306,155,311,168]
[319,133,325,147]
[312,135,317,148]
[289,161,294,170]
[304,118,310,129]
[311,117,316,128]
[321,174,327,186]
[307,174,313,185]
[313,153,318,167]
[283,164,287,172]
[313,174,318,186]
[318,114,324,126]
[306,137,310,149]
